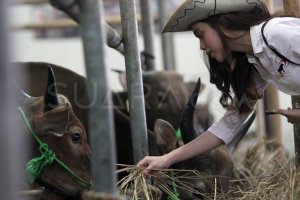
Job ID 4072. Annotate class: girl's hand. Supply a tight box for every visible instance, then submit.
[273,108,300,124]
[137,155,171,177]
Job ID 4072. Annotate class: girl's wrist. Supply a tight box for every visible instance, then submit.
[163,152,175,168]
[164,149,180,167]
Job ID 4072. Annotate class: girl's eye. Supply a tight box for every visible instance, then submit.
[198,33,204,40]
[193,30,203,39]
[72,132,81,144]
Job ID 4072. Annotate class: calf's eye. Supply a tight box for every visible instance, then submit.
[72,132,81,144]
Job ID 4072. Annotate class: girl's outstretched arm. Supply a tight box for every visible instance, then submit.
[137,131,223,176]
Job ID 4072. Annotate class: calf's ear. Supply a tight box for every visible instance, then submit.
[32,103,70,136]
[154,119,178,153]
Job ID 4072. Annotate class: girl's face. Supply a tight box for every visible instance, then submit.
[191,22,226,62]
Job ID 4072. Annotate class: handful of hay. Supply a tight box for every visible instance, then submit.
[117,164,219,200]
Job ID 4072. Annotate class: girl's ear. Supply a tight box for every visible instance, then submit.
[220,26,247,39]
[220,26,234,38]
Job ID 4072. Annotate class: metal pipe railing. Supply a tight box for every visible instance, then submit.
[119,0,149,163]
[78,0,117,194]
[50,0,124,54]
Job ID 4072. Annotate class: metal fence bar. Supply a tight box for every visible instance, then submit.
[78,0,117,194]
[157,0,176,70]
[1,1,25,199]
[139,0,156,71]
[119,0,149,163]
[0,0,13,198]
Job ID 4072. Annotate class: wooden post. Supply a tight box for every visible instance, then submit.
[283,0,300,166]
[262,0,283,153]
[283,0,299,11]
[292,96,300,165]
[256,100,266,144]
[263,85,283,151]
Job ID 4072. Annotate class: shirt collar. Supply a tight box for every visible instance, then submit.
[250,22,265,55]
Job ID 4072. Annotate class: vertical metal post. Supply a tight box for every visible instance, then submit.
[119,0,149,163]
[157,0,176,70]
[78,0,117,194]
[139,0,156,70]
[0,1,13,198]
[1,1,24,199]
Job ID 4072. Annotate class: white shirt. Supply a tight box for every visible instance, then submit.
[208,17,300,144]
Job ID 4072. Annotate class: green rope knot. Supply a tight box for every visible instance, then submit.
[26,143,56,183]
[19,107,92,188]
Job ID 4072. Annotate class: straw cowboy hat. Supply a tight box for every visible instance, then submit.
[162,0,268,33]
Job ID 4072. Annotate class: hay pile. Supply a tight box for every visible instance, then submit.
[117,143,300,200]
[227,142,300,200]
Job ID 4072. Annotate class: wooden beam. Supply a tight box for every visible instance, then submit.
[283,0,300,166]
[14,18,78,30]
[13,15,146,30]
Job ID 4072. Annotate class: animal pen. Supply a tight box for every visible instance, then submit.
[6,0,164,198]
[3,0,300,199]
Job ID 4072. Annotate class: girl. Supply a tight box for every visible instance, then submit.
[137,0,300,175]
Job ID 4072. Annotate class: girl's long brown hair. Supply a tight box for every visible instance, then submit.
[203,11,297,114]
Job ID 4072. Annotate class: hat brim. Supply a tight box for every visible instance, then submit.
[162,0,268,33]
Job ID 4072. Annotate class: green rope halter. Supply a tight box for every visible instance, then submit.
[166,128,185,200]
[18,107,93,189]
[176,128,183,146]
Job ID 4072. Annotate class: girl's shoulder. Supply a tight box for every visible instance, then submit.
[263,17,300,34]
[261,17,300,48]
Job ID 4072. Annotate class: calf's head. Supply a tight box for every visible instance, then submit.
[18,67,92,198]
[153,78,233,199]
